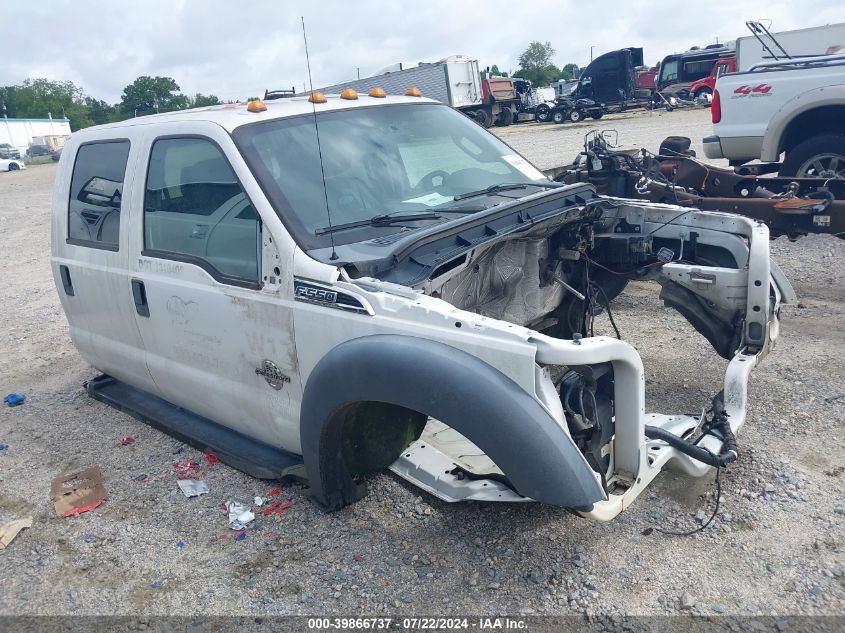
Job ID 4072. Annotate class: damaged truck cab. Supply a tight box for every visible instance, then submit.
[51,93,794,519]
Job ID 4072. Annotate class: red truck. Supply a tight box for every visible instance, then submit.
[689,56,736,99]
[478,75,521,127]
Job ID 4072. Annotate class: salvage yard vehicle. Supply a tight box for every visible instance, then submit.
[306,55,521,128]
[1,157,26,171]
[551,96,604,123]
[656,45,732,100]
[0,143,22,159]
[51,91,793,519]
[704,52,845,178]
[556,131,845,239]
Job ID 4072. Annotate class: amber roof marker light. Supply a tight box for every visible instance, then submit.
[340,88,359,100]
[308,91,328,104]
[369,87,386,98]
[405,87,422,97]
[246,99,268,112]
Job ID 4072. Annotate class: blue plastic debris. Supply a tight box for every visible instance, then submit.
[0,441,7,454]
[4,393,26,407]
[150,580,163,589]
[173,445,184,455]
[234,531,247,542]
[83,534,95,543]
[176,540,185,550]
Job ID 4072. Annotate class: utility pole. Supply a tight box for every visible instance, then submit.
[590,46,594,62]
[2,108,12,146]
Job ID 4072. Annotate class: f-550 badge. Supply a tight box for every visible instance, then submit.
[295,283,338,304]
[293,279,373,315]
[255,360,291,390]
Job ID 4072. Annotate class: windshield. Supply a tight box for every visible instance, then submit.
[233,103,545,248]
[659,59,679,85]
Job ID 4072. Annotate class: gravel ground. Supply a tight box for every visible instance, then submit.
[493,107,725,173]
[0,112,843,621]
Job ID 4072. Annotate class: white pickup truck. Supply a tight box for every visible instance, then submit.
[50,92,793,518]
[703,54,845,177]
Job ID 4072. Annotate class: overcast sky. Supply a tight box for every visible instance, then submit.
[2,1,843,103]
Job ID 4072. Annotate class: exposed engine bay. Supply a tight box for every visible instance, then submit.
[344,186,791,511]
[419,197,748,356]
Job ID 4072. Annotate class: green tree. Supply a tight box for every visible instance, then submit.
[120,76,188,116]
[187,93,221,108]
[84,97,116,126]
[480,64,508,80]
[560,63,580,80]
[516,41,561,86]
[1,79,92,130]
[513,64,561,87]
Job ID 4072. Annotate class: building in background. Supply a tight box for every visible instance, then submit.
[1,115,72,155]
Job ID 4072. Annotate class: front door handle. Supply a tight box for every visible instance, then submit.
[131,279,150,317]
[59,265,74,296]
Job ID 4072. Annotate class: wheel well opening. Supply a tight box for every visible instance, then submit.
[336,401,427,476]
[780,105,845,155]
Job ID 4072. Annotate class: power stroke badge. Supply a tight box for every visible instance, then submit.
[255,360,291,390]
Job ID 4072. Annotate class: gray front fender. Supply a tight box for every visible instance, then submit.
[300,334,605,511]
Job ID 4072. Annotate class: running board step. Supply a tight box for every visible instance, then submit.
[86,374,305,481]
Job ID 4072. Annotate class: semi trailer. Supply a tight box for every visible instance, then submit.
[306,55,521,127]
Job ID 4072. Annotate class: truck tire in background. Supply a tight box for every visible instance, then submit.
[536,104,551,122]
[473,109,491,128]
[568,109,583,123]
[693,87,713,100]
[779,134,845,178]
[552,110,566,124]
[590,111,604,120]
[495,107,513,127]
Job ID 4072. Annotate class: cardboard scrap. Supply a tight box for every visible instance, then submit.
[0,517,32,549]
[50,466,107,518]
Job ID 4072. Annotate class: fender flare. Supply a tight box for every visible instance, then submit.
[300,334,605,511]
[761,85,845,161]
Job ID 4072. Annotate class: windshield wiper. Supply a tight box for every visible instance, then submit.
[315,211,442,236]
[452,181,563,202]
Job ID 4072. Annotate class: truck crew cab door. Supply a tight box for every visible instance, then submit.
[52,136,158,395]
[127,121,302,451]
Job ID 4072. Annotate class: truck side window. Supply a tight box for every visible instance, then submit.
[68,140,131,249]
[143,137,259,284]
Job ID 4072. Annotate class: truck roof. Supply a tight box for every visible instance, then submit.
[72,94,439,137]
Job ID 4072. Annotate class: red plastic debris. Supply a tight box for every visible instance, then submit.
[267,487,285,498]
[172,460,205,480]
[203,452,220,467]
[262,498,295,517]
[352,553,363,562]
[62,500,104,518]
[117,436,135,447]
[219,534,229,541]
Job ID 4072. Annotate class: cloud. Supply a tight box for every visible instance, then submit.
[1,1,841,103]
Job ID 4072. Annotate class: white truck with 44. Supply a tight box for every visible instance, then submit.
[704,54,845,177]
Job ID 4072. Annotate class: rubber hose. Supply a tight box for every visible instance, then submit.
[644,424,738,467]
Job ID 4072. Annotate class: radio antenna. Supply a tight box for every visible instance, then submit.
[301,16,338,261]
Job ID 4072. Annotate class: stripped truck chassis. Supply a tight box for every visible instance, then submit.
[553,133,844,239]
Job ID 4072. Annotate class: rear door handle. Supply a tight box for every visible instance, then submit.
[59,265,74,296]
[131,279,150,317]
